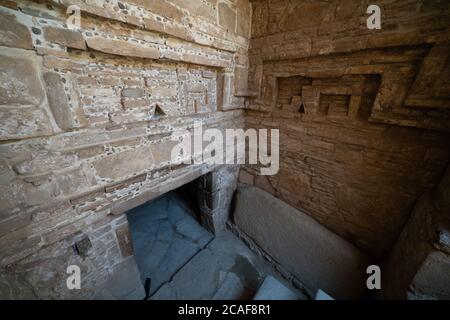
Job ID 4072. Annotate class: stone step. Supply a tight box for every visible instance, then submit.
[253,275,302,300]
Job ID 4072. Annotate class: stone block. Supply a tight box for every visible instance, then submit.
[0,212,32,238]
[199,189,220,211]
[104,174,147,193]
[0,48,45,105]
[233,185,369,299]
[148,86,178,98]
[348,95,362,117]
[301,85,320,114]
[0,273,37,299]
[43,72,84,130]
[115,223,133,258]
[121,99,151,109]
[0,11,32,49]
[169,0,216,21]
[85,37,160,60]
[98,257,145,300]
[0,106,53,140]
[43,26,86,50]
[93,147,155,181]
[408,251,450,300]
[253,275,301,300]
[13,152,78,176]
[236,0,251,38]
[72,236,92,258]
[121,88,145,98]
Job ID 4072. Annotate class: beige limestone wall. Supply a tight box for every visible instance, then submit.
[242,0,450,258]
[0,0,251,298]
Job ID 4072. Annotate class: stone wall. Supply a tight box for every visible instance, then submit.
[243,0,450,258]
[0,0,251,299]
[232,184,369,299]
[380,165,450,299]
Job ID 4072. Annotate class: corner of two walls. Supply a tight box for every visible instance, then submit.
[0,0,252,299]
[236,0,450,294]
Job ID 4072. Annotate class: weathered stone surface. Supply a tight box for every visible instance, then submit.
[253,275,302,300]
[0,273,37,299]
[0,0,248,300]
[238,168,254,185]
[0,48,45,105]
[115,222,133,258]
[218,2,236,33]
[151,229,306,300]
[92,147,154,181]
[246,3,450,256]
[43,26,86,50]
[85,37,160,60]
[121,88,145,98]
[13,152,78,176]
[0,106,53,140]
[236,0,251,38]
[43,72,77,130]
[0,10,32,49]
[3,0,449,301]
[169,0,216,21]
[234,66,249,95]
[233,185,369,299]
[128,192,213,294]
[381,166,450,299]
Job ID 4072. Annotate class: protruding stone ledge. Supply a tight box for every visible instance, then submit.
[85,36,160,60]
[381,166,450,299]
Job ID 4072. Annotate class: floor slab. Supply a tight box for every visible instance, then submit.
[127,192,213,295]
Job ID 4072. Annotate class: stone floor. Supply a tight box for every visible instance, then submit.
[127,191,306,300]
[127,192,213,296]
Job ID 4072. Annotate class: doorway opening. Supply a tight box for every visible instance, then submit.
[125,174,303,299]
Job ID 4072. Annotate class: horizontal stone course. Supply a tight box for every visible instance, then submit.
[43,26,86,50]
[0,10,32,49]
[0,0,247,299]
